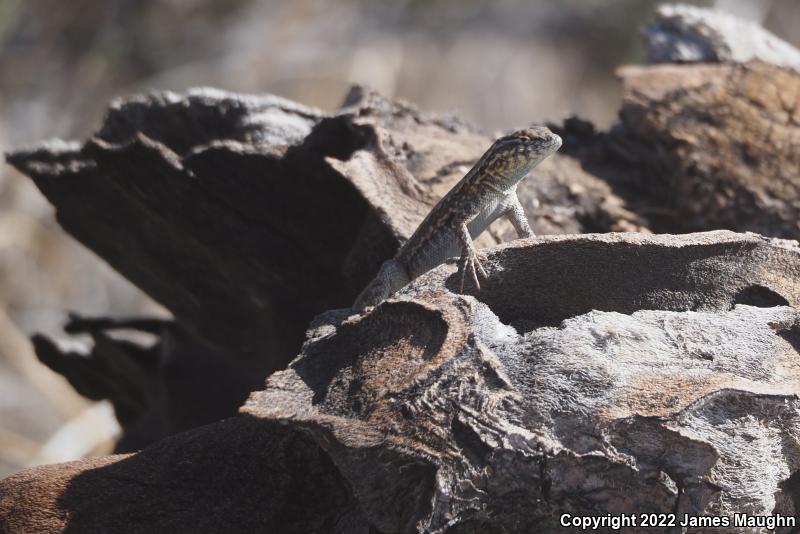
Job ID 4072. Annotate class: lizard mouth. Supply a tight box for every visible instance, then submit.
[522,127,562,154]
[528,134,561,158]
[545,133,562,152]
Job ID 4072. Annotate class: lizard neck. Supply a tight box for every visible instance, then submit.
[494,159,542,191]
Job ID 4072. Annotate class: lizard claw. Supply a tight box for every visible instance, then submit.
[475,250,489,278]
[459,248,489,293]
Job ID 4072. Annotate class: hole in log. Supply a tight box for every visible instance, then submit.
[443,236,793,333]
[293,301,448,415]
[733,285,790,308]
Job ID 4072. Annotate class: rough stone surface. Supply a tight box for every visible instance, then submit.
[243,231,800,533]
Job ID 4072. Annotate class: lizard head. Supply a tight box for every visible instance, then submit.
[483,126,562,186]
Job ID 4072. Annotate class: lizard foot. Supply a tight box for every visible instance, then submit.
[458,248,489,293]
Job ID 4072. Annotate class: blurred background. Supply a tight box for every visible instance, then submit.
[1,0,797,478]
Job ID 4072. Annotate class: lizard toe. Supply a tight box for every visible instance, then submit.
[467,250,483,290]
[474,252,489,279]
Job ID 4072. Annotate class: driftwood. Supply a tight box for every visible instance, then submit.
[622,4,800,237]
[3,4,800,533]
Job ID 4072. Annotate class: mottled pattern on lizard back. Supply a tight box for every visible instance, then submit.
[397,126,561,276]
[353,126,561,310]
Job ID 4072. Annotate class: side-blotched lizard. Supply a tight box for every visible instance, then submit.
[353,126,562,310]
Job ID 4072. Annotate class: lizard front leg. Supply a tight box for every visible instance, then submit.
[505,193,535,238]
[353,258,410,310]
[457,222,488,292]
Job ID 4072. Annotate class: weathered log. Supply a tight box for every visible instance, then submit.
[616,61,800,238]
[615,4,800,238]
[0,416,369,533]
[6,87,644,362]
[243,231,800,533]
[644,3,800,71]
[31,315,264,452]
[6,86,641,448]
[3,231,799,533]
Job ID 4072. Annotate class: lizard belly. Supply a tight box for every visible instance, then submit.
[405,191,514,278]
[467,191,515,238]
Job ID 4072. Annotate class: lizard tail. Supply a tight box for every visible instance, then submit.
[352,259,410,310]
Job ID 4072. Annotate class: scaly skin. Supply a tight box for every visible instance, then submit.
[354,126,562,310]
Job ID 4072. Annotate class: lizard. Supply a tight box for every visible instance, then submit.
[353,125,562,310]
